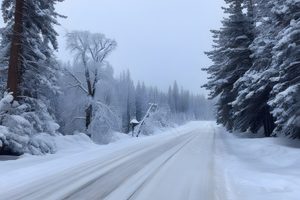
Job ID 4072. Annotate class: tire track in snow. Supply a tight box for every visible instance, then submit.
[1,130,196,200]
[64,132,198,200]
[125,134,198,200]
[104,124,216,200]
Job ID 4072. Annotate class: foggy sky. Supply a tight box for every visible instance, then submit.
[1,0,225,94]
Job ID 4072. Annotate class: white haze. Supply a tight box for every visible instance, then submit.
[0,0,224,94]
[54,0,224,94]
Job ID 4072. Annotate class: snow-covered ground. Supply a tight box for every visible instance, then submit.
[215,126,300,200]
[1,121,300,200]
[0,122,214,200]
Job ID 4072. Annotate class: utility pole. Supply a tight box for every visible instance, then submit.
[133,103,158,137]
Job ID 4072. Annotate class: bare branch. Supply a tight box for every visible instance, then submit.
[64,68,89,94]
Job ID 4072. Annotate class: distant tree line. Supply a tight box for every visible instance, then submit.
[204,0,300,138]
[59,35,214,143]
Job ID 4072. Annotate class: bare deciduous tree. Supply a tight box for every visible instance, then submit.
[66,31,117,133]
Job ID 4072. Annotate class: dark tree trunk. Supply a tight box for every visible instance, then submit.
[85,104,93,134]
[7,0,24,99]
[85,82,95,135]
[263,106,275,137]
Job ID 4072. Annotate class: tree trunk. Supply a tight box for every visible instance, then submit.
[7,0,24,99]
[247,0,254,18]
[263,107,275,137]
[85,104,93,135]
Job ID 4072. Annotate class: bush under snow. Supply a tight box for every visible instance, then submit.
[136,108,175,136]
[0,93,60,155]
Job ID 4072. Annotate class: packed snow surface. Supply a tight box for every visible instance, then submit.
[1,122,300,200]
[215,127,300,200]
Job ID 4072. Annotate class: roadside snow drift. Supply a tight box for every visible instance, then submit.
[215,127,300,200]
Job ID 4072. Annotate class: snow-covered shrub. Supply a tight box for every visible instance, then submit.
[0,93,59,155]
[0,125,9,151]
[54,132,96,152]
[137,108,174,136]
[88,101,121,144]
[89,119,113,144]
[28,133,56,155]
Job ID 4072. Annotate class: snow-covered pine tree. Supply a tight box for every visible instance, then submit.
[231,0,277,136]
[135,81,147,121]
[0,0,64,155]
[180,89,190,113]
[172,81,179,113]
[203,0,253,131]
[117,70,136,133]
[268,0,300,138]
[167,86,175,113]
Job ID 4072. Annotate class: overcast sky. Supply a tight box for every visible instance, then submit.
[1,0,225,94]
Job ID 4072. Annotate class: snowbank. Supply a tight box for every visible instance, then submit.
[54,133,98,153]
[215,126,300,200]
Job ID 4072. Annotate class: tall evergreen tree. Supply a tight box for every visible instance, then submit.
[0,0,64,154]
[135,81,148,121]
[231,0,276,136]
[117,70,136,133]
[172,81,179,113]
[203,0,253,131]
[1,0,64,98]
[167,86,175,113]
[268,0,300,138]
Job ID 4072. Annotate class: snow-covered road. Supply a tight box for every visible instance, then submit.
[0,122,216,200]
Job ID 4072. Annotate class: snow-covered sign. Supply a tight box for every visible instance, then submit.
[130,119,139,125]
